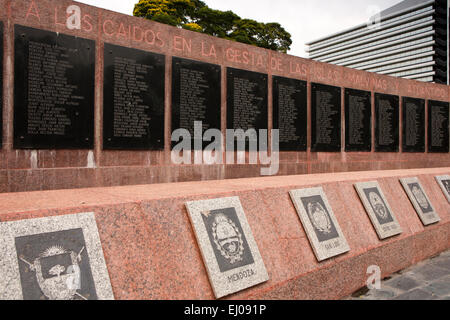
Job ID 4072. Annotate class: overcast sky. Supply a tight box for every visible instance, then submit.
[76,0,402,57]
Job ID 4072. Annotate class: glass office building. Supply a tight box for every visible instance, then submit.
[306,0,448,84]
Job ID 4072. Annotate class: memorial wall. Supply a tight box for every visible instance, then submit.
[0,0,449,302]
[0,0,449,193]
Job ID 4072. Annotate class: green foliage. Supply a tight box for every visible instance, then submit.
[133,0,292,52]
[182,22,203,32]
[259,23,292,52]
[196,7,240,39]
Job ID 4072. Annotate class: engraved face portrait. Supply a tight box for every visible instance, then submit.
[15,228,98,300]
[300,195,339,242]
[363,187,393,225]
[408,183,432,213]
[202,207,254,273]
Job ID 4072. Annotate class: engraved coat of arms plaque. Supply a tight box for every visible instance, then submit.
[0,213,114,300]
[289,187,350,261]
[185,197,269,299]
[400,177,440,226]
[355,181,402,239]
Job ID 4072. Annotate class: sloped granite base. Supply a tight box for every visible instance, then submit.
[0,167,449,299]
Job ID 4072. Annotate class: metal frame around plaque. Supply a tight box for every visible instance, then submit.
[400,177,440,226]
[289,187,350,262]
[354,181,402,239]
[185,196,268,299]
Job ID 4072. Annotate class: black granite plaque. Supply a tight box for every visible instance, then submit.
[402,97,425,153]
[226,68,268,151]
[273,76,307,151]
[311,83,341,152]
[428,100,449,153]
[103,43,165,150]
[15,228,98,300]
[14,25,95,149]
[345,88,371,152]
[375,93,399,152]
[0,21,3,149]
[172,57,221,150]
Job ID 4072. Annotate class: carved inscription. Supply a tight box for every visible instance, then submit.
[226,68,268,150]
[273,76,307,151]
[103,43,165,150]
[428,100,449,153]
[375,93,399,152]
[345,88,371,152]
[172,57,221,150]
[14,25,95,149]
[402,97,425,153]
[311,83,341,152]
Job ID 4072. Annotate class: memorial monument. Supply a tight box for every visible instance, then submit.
[0,0,448,301]
[0,0,448,193]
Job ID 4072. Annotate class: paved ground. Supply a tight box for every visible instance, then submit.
[347,250,450,300]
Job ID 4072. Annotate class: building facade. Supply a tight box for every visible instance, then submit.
[306,0,448,84]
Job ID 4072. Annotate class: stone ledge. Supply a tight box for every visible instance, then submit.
[0,167,449,299]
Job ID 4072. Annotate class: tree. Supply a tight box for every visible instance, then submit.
[259,23,292,52]
[133,0,203,27]
[196,7,240,39]
[49,265,65,277]
[133,0,292,53]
